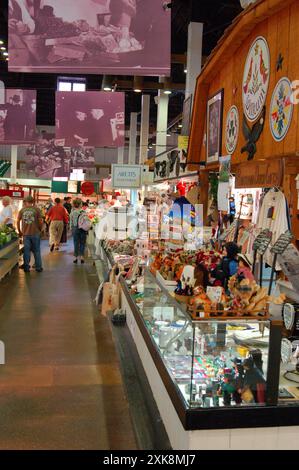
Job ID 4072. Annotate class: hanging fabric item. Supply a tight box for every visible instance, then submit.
[257,189,290,267]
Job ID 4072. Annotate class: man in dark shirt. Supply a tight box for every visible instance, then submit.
[63,197,72,215]
[17,196,44,273]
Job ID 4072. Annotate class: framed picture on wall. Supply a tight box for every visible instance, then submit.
[206,89,224,164]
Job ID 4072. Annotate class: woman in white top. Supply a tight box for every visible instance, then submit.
[0,196,14,228]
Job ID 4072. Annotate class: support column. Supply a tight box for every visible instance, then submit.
[156,90,169,156]
[10,145,17,183]
[117,147,124,164]
[186,22,203,101]
[128,112,138,165]
[139,94,150,165]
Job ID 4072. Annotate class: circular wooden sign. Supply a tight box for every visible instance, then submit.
[242,36,270,122]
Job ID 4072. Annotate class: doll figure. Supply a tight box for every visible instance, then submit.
[237,253,255,282]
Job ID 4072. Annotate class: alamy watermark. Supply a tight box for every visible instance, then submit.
[99,203,203,242]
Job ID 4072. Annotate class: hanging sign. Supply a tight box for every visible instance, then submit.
[242,36,270,122]
[0,189,24,199]
[112,164,142,189]
[235,160,283,188]
[178,135,189,150]
[8,0,171,77]
[81,181,95,196]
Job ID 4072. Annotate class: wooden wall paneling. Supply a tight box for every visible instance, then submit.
[262,12,278,159]
[220,56,233,158]
[237,21,269,164]
[187,82,209,169]
[188,0,299,171]
[231,34,249,165]
[285,1,299,155]
[271,6,291,156]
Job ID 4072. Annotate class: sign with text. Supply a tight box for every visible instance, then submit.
[178,135,189,150]
[0,189,24,199]
[112,164,142,189]
[235,160,283,189]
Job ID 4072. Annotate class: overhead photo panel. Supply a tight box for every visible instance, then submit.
[55,91,125,148]
[0,88,36,144]
[8,0,171,76]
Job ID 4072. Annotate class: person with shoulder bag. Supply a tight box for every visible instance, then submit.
[70,199,91,264]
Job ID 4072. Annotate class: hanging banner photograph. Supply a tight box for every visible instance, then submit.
[56,91,125,148]
[0,89,36,144]
[8,0,171,76]
[25,131,96,178]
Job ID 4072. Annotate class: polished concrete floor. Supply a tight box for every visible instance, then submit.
[0,241,137,450]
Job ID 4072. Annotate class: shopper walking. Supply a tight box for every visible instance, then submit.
[0,196,14,228]
[70,199,87,264]
[17,196,43,273]
[63,197,72,215]
[47,197,69,252]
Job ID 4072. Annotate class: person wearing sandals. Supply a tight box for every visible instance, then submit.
[70,198,87,264]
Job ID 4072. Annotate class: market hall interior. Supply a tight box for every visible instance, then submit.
[0,241,137,450]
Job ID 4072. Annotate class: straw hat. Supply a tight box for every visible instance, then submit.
[238,253,253,268]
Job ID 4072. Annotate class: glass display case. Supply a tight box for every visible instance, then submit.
[103,242,299,429]
[141,268,271,409]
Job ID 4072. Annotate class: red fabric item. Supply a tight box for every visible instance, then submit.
[256,382,266,403]
[48,205,69,223]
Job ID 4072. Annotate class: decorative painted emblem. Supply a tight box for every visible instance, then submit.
[270,77,293,142]
[242,36,270,122]
[225,105,239,154]
[241,106,266,161]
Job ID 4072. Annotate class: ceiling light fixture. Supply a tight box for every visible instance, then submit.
[184,68,187,74]
[0,40,4,45]
[101,75,113,92]
[0,47,6,51]
[3,52,8,56]
[133,76,143,93]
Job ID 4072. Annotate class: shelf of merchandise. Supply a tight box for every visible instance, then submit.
[0,239,19,281]
[103,247,299,449]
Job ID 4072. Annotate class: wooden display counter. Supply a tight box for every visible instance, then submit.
[0,240,19,281]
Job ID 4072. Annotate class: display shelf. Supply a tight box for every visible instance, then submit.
[0,239,19,281]
[102,247,299,449]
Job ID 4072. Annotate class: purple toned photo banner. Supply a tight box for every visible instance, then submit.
[8,0,170,76]
[25,131,96,179]
[0,89,36,144]
[56,91,125,148]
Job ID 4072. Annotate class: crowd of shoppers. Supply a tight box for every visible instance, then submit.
[1,194,92,273]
